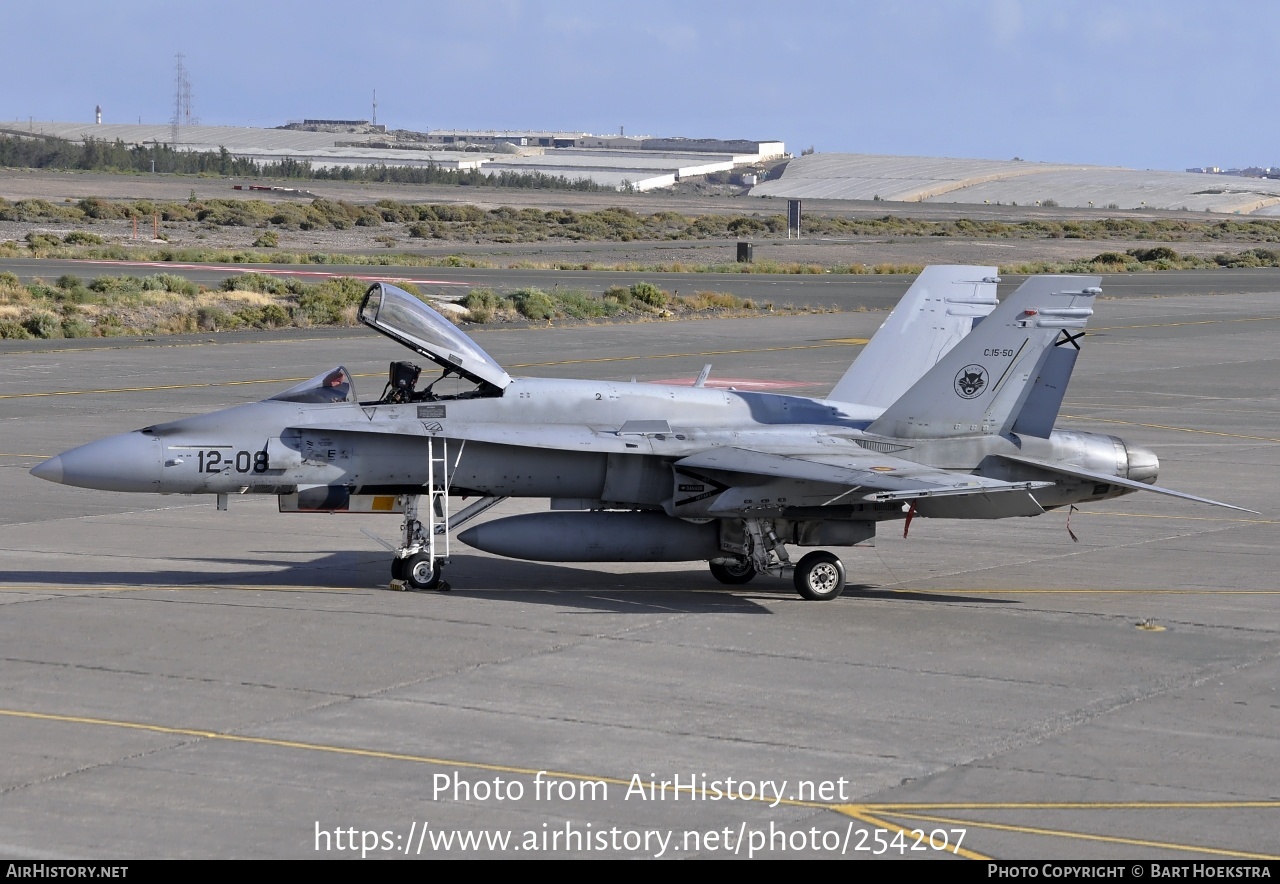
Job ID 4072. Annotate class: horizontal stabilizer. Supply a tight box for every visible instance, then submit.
[1000,453,1259,514]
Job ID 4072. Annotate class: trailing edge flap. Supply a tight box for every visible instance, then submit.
[1000,453,1259,514]
[829,265,999,409]
[676,447,1052,501]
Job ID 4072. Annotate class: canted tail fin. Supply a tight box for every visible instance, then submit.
[866,275,1100,439]
[828,265,999,408]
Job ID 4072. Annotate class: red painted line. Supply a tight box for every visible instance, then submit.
[73,259,469,287]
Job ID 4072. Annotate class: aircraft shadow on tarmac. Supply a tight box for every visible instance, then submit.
[1,552,1017,612]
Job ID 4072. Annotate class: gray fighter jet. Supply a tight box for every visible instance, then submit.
[31,266,1252,600]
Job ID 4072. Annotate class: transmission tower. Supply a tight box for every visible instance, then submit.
[170,53,198,146]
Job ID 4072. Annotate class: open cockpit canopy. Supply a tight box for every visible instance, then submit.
[359,283,511,391]
[269,366,357,404]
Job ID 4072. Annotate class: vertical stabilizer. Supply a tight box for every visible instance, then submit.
[866,276,1099,439]
[828,266,999,408]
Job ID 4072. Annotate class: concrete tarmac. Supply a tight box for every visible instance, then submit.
[1,288,1278,859]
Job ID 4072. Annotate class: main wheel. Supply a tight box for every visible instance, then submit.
[709,557,756,585]
[404,553,444,590]
[793,551,846,601]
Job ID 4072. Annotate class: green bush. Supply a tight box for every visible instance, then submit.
[556,290,618,319]
[727,217,766,235]
[508,288,556,321]
[463,303,493,323]
[462,289,500,311]
[253,230,280,248]
[629,281,668,308]
[25,232,62,250]
[233,304,290,328]
[143,273,198,296]
[461,288,499,323]
[61,316,94,337]
[89,275,143,294]
[222,272,287,295]
[602,284,633,307]
[196,306,234,331]
[1091,252,1135,265]
[50,285,93,305]
[1128,246,1178,263]
[63,230,105,245]
[293,276,367,325]
[77,197,130,220]
[22,310,64,338]
[407,221,441,238]
[0,320,32,339]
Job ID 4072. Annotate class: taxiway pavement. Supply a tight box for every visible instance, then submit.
[1,288,1277,859]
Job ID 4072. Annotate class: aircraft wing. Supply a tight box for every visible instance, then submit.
[676,446,1052,505]
[999,453,1260,514]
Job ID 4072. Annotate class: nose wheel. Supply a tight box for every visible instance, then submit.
[402,552,446,591]
[793,551,846,601]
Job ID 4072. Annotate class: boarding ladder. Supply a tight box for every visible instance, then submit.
[395,437,451,571]
[426,436,450,563]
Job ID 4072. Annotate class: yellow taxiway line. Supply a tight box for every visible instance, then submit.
[2,707,1275,860]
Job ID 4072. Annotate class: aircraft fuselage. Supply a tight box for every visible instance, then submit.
[35,376,1145,515]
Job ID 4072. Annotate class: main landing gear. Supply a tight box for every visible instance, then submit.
[708,519,849,601]
[792,551,846,601]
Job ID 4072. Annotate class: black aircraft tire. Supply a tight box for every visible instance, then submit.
[709,558,756,585]
[391,557,407,581]
[793,551,846,601]
[405,553,443,591]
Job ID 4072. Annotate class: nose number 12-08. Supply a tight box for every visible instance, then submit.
[195,449,270,474]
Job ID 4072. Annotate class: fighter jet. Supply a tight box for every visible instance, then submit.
[30,266,1252,600]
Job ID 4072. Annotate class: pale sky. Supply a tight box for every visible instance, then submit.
[3,0,1275,171]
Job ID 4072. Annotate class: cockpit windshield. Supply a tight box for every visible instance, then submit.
[270,366,357,404]
[359,283,511,391]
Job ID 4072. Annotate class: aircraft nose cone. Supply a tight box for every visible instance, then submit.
[30,455,64,484]
[31,432,162,492]
[1126,445,1160,485]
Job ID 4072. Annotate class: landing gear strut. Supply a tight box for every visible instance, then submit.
[717,519,848,600]
[386,437,507,592]
[390,437,452,592]
[391,492,449,591]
